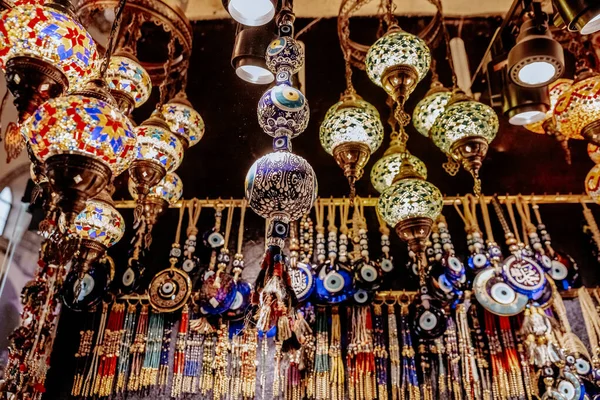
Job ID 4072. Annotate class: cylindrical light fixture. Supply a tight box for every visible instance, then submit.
[223,0,277,26]
[502,68,550,125]
[507,17,565,88]
[231,22,276,84]
[553,0,600,34]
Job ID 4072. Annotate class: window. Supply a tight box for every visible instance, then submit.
[0,187,12,236]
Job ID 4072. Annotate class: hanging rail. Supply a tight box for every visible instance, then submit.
[113,193,596,209]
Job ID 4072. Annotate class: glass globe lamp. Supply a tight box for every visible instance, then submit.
[413,86,452,137]
[161,92,205,149]
[105,51,152,115]
[0,2,98,118]
[320,94,384,195]
[554,70,600,145]
[129,172,183,238]
[377,160,443,254]
[525,78,573,134]
[589,143,600,164]
[371,147,427,194]
[129,111,184,205]
[22,79,136,223]
[586,164,600,204]
[430,91,499,185]
[245,150,317,223]
[65,191,125,273]
[365,27,431,104]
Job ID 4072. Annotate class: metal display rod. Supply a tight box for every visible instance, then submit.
[113,194,596,209]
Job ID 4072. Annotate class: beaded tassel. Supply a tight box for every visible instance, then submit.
[199,324,216,396]
[214,324,231,400]
[71,328,94,397]
[115,303,137,395]
[229,334,242,400]
[445,318,463,400]
[470,306,492,400]
[97,303,125,397]
[373,304,389,400]
[127,305,149,393]
[141,311,164,393]
[240,328,257,400]
[400,303,420,400]
[158,315,174,393]
[293,310,316,399]
[388,303,401,400]
[183,311,204,394]
[315,308,329,400]
[82,303,109,398]
[171,305,189,398]
[329,307,345,400]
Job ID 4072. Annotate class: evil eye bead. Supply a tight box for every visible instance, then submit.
[257,84,310,138]
[160,280,176,297]
[490,282,517,305]
[438,274,454,293]
[324,271,345,294]
[446,256,464,275]
[353,289,371,305]
[381,258,394,273]
[558,380,576,400]
[182,259,196,273]
[272,85,305,111]
[539,254,553,270]
[576,358,592,376]
[208,232,225,248]
[551,260,569,281]
[76,274,95,301]
[229,291,244,311]
[122,267,136,287]
[419,310,438,331]
[489,246,503,259]
[470,253,489,270]
[360,263,379,282]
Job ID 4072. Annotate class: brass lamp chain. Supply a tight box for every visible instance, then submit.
[157,34,176,110]
[98,0,129,79]
[382,0,398,30]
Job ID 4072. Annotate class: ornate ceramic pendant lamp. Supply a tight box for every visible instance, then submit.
[319,9,384,198]
[412,60,452,138]
[246,9,317,340]
[105,49,152,115]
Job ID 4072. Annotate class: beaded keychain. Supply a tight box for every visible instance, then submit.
[387,298,401,400]
[299,213,314,263]
[353,199,381,297]
[314,307,329,400]
[454,195,490,273]
[181,199,202,274]
[115,302,137,395]
[329,306,345,400]
[515,197,553,272]
[373,304,389,400]
[225,199,252,321]
[170,304,188,398]
[376,206,394,274]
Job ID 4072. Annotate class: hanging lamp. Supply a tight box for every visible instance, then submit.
[319,7,384,198]
[0,0,98,120]
[162,90,205,149]
[412,60,452,137]
[105,49,152,115]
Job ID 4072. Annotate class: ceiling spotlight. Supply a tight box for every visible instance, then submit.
[508,13,565,88]
[223,0,277,26]
[553,0,600,34]
[231,23,276,84]
[503,68,551,125]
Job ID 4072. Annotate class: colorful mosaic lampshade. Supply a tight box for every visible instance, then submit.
[413,89,452,137]
[554,71,600,145]
[105,53,152,115]
[23,93,136,177]
[365,28,431,102]
[161,92,205,149]
[371,150,427,194]
[377,160,443,253]
[589,143,600,163]
[129,172,183,206]
[72,197,125,248]
[0,3,98,117]
[245,151,317,223]
[586,163,600,203]
[524,78,573,134]
[129,112,184,208]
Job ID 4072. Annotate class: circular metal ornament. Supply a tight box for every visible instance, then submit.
[148,268,192,313]
[502,255,547,298]
[289,261,315,303]
[473,268,528,316]
[62,260,112,311]
[410,297,447,339]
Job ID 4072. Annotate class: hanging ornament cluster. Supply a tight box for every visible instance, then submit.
[246,8,317,341]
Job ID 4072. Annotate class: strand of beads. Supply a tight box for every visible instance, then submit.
[339,202,350,264]
[327,203,339,264]
[115,304,137,395]
[315,308,329,399]
[329,306,344,400]
[171,305,188,398]
[315,202,326,264]
[158,315,175,394]
[299,214,314,263]
[373,304,389,400]
[388,302,401,400]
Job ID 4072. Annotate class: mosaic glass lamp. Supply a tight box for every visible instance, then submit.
[412,81,452,137]
[161,92,205,149]
[129,172,183,240]
[586,163,600,204]
[377,159,443,254]
[129,111,184,210]
[554,70,600,146]
[22,79,136,223]
[370,141,427,194]
[320,94,384,196]
[0,2,98,118]
[365,27,431,105]
[67,191,125,273]
[430,91,499,192]
[105,51,152,115]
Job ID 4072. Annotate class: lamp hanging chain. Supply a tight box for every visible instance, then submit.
[338,0,371,96]
[157,34,176,110]
[438,0,458,89]
[383,0,397,30]
[98,0,129,79]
